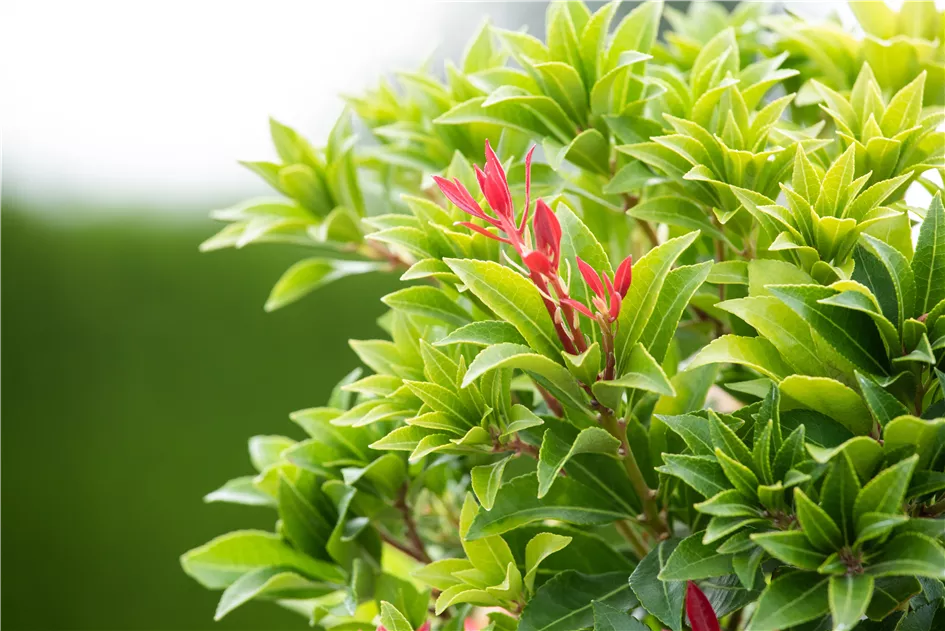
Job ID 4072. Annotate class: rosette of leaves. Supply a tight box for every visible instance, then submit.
[181,368,436,626]
[617,27,821,250]
[652,1,768,72]
[200,114,404,311]
[849,0,945,105]
[437,0,664,179]
[347,22,528,178]
[812,65,944,188]
[732,145,913,282]
[689,193,945,427]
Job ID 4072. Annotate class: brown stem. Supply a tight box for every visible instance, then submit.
[394,485,431,563]
[536,383,564,417]
[923,496,945,517]
[548,274,588,353]
[380,530,429,563]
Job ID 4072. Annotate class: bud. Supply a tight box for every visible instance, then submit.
[685,581,721,631]
[614,255,632,298]
[533,199,562,269]
[576,257,605,299]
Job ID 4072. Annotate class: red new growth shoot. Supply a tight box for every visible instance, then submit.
[685,581,721,631]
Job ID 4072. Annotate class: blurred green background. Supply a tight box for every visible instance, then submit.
[1,203,399,629]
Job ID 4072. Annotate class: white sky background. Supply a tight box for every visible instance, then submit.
[0,1,940,216]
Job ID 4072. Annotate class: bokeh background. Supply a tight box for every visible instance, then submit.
[1,1,860,629]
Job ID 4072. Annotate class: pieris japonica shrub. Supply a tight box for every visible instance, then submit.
[183,2,945,631]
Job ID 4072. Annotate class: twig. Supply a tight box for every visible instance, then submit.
[394,485,432,563]
[535,383,564,417]
[615,520,649,560]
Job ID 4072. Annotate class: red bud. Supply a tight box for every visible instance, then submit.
[523,250,554,276]
[685,581,721,631]
[614,255,632,297]
[533,199,562,268]
[482,140,513,220]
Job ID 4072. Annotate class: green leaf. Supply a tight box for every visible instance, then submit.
[750,572,830,631]
[592,601,650,631]
[471,455,513,511]
[563,343,602,387]
[466,474,629,540]
[820,453,862,544]
[659,531,734,581]
[853,455,918,523]
[883,416,945,470]
[520,570,638,631]
[265,259,383,312]
[593,342,675,409]
[751,531,827,570]
[278,475,333,562]
[464,344,590,416]
[913,193,945,314]
[857,233,917,329]
[382,286,471,326]
[537,427,620,497]
[180,530,345,589]
[628,198,729,245]
[829,574,874,631]
[794,489,843,553]
[524,533,573,593]
[856,372,910,427]
[715,448,758,498]
[867,533,945,579]
[780,376,874,436]
[629,540,685,631]
[204,476,276,508]
[436,321,528,347]
[640,261,713,363]
[855,512,910,544]
[657,454,730,498]
[459,494,517,584]
[687,335,792,381]
[380,601,414,631]
[769,284,890,376]
[867,576,923,620]
[615,231,700,373]
[215,567,333,621]
[717,297,833,377]
[446,259,562,359]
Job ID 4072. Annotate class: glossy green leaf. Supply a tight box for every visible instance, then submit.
[466,474,629,540]
[471,455,513,511]
[537,427,620,497]
[780,375,874,436]
[687,334,792,381]
[751,531,826,570]
[913,193,945,315]
[382,286,471,326]
[853,455,918,523]
[265,259,383,312]
[215,567,333,621]
[750,572,829,631]
[446,259,562,359]
[629,540,684,631]
[524,533,572,593]
[659,531,734,581]
[828,574,874,631]
[794,488,843,553]
[867,533,945,579]
[519,570,637,631]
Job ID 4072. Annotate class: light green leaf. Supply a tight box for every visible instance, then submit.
[640,261,713,363]
[794,489,843,553]
[524,533,572,593]
[657,454,730,498]
[466,474,629,540]
[436,321,528,347]
[614,231,700,373]
[856,372,910,427]
[866,533,945,579]
[829,574,874,631]
[382,286,471,326]
[266,259,383,312]
[537,427,620,497]
[687,335,792,381]
[853,454,918,522]
[593,342,675,409]
[215,567,333,621]
[780,376,873,436]
[464,343,590,416]
[180,530,345,589]
[471,455,513,511]
[913,193,945,314]
[380,601,414,631]
[446,259,562,359]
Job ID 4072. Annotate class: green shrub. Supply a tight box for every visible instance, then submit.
[184,2,945,630]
